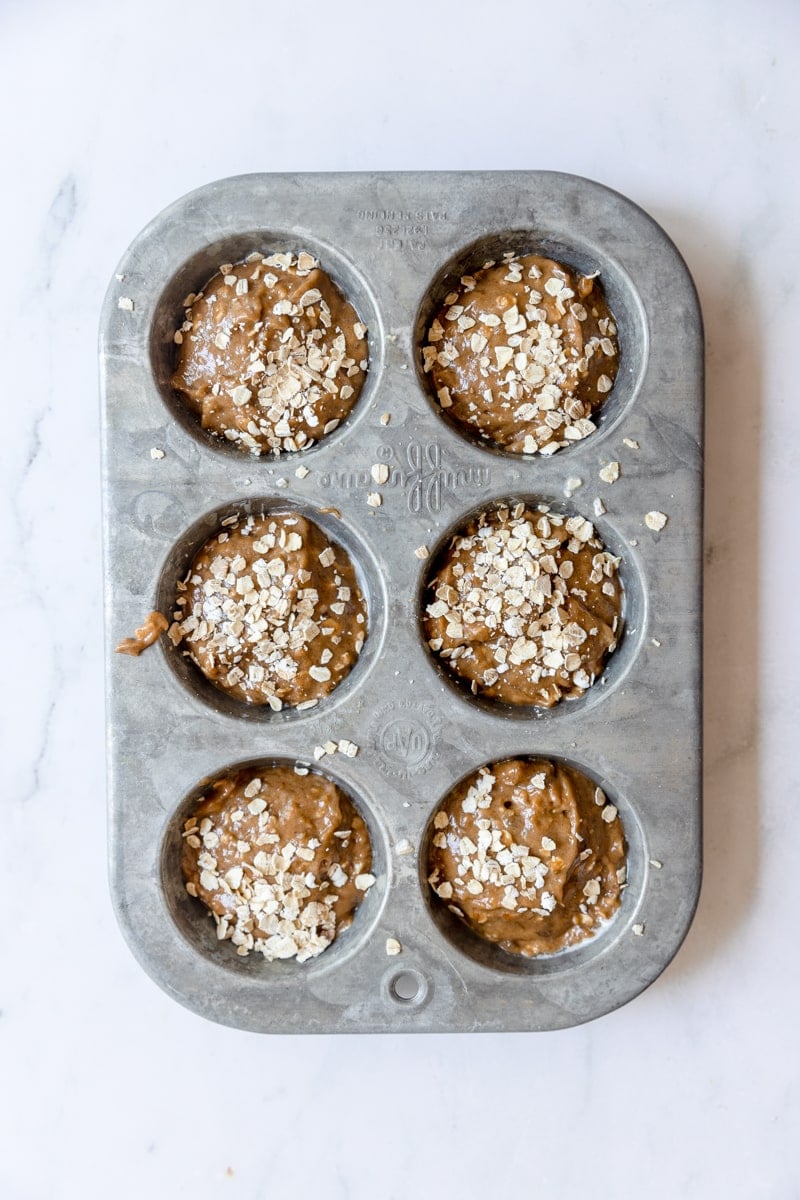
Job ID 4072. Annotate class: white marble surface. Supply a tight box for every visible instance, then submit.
[2,0,799,1196]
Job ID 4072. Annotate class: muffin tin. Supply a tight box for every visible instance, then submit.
[100,171,703,1033]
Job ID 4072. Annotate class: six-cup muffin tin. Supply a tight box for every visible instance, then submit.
[100,171,703,1033]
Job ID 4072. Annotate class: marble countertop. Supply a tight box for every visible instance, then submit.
[2,1,798,1196]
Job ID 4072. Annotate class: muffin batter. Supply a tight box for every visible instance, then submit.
[169,511,366,709]
[423,252,618,454]
[172,251,368,455]
[423,502,622,707]
[115,610,168,656]
[182,764,374,962]
[427,758,626,957]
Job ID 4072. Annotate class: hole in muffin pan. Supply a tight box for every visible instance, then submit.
[416,492,646,721]
[413,229,648,458]
[161,756,389,979]
[419,754,646,977]
[388,969,427,1005]
[155,495,387,722]
[149,230,383,459]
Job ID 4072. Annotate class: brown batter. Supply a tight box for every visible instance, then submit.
[423,253,618,454]
[171,251,369,456]
[169,511,366,709]
[115,610,168,656]
[182,764,374,962]
[427,758,626,957]
[423,502,622,707]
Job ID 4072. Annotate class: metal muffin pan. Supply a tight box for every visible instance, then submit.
[100,171,703,1033]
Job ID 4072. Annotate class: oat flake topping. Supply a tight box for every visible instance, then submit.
[423,502,622,708]
[171,252,368,456]
[427,758,626,957]
[182,765,373,963]
[423,252,619,455]
[170,511,366,709]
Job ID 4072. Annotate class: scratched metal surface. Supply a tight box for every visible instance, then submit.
[100,172,703,1033]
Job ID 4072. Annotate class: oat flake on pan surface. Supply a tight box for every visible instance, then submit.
[645,510,668,531]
